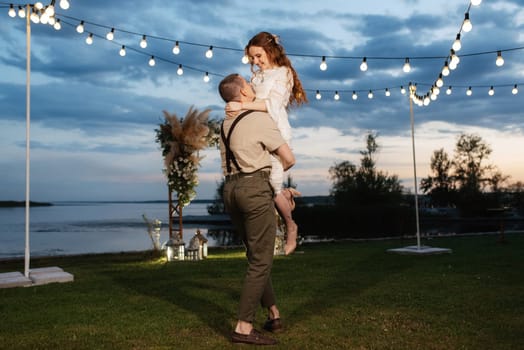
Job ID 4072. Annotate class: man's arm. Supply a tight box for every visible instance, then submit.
[274,143,295,171]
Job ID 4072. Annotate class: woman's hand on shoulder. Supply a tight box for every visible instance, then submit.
[225,101,242,112]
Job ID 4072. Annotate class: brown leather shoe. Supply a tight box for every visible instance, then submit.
[231,328,277,345]
[263,318,283,333]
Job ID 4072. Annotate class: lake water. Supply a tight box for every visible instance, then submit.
[0,201,229,259]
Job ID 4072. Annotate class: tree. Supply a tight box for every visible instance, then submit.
[329,132,403,207]
[420,148,456,206]
[207,179,225,215]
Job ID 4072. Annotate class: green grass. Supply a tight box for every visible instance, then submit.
[1,234,523,349]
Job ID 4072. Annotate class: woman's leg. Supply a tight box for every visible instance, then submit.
[274,191,298,255]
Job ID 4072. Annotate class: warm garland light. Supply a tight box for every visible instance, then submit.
[203,72,210,82]
[334,91,340,100]
[403,58,411,73]
[488,86,494,96]
[85,32,93,45]
[205,46,213,59]
[496,51,504,67]
[452,34,462,51]
[8,4,15,17]
[172,41,180,55]
[315,90,321,100]
[385,88,391,97]
[149,56,156,67]
[462,12,472,32]
[360,57,368,71]
[446,86,452,95]
[471,0,481,6]
[106,28,114,41]
[177,64,184,75]
[76,20,84,33]
[512,84,519,95]
[466,86,473,96]
[320,56,327,71]
[241,55,249,64]
[140,35,147,49]
[352,91,358,100]
[368,90,373,99]
[119,45,126,56]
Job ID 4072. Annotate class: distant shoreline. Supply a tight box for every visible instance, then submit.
[0,201,53,208]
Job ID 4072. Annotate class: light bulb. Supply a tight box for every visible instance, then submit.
[44,4,54,16]
[462,13,472,32]
[241,55,249,64]
[205,46,213,59]
[436,74,444,88]
[452,34,462,51]
[30,10,40,24]
[40,13,49,24]
[172,41,180,55]
[496,51,504,67]
[334,91,340,100]
[48,16,56,25]
[442,61,450,76]
[8,5,16,18]
[424,95,430,106]
[450,49,460,66]
[85,33,93,45]
[53,19,61,30]
[360,57,368,71]
[446,86,452,95]
[400,86,406,95]
[177,64,184,75]
[512,84,518,95]
[140,35,147,49]
[320,56,327,71]
[149,56,155,67]
[203,72,210,83]
[368,90,373,99]
[18,6,25,18]
[466,87,472,96]
[119,45,126,57]
[433,86,441,95]
[59,0,70,10]
[34,2,43,10]
[315,90,321,100]
[430,93,437,101]
[106,28,115,41]
[76,21,84,34]
[352,91,358,100]
[471,0,482,6]
[488,86,494,96]
[385,88,391,97]
[403,58,411,73]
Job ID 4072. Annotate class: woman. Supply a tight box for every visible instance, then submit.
[226,31,308,255]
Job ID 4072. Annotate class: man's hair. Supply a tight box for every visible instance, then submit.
[218,73,242,102]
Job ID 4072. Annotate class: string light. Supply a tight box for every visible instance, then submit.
[203,72,210,82]
[436,74,444,88]
[403,58,411,73]
[462,12,472,32]
[44,4,54,16]
[360,57,368,72]
[177,64,184,75]
[172,41,180,55]
[30,8,39,23]
[119,45,126,57]
[241,55,249,64]
[148,56,155,67]
[512,84,519,95]
[76,20,84,33]
[17,6,25,18]
[59,0,70,10]
[8,4,15,17]
[452,34,462,51]
[446,86,452,95]
[352,91,358,100]
[400,86,406,94]
[466,86,473,96]
[53,18,61,30]
[334,91,340,100]
[106,28,115,41]
[320,56,327,71]
[315,90,321,100]
[471,0,482,6]
[34,2,43,10]
[140,35,147,49]
[85,33,93,45]
[442,61,450,76]
[488,86,494,96]
[205,46,213,59]
[368,90,373,99]
[385,88,391,97]
[496,51,504,67]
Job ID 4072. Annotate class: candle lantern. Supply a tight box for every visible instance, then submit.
[195,229,209,259]
[165,236,185,261]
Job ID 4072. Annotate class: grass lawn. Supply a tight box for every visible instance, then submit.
[1,233,523,349]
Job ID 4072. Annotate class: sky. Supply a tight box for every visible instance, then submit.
[0,0,523,201]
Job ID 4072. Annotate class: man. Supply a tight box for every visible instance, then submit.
[218,74,295,346]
